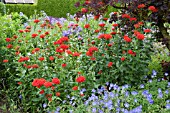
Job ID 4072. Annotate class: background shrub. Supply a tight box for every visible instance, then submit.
[0,2,6,15]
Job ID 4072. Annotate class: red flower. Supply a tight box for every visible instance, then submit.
[72,86,78,90]
[52,78,60,84]
[60,37,69,42]
[44,81,53,88]
[90,57,96,61]
[94,15,100,20]
[72,52,81,57]
[38,57,45,61]
[144,29,151,33]
[34,19,40,23]
[108,43,113,47]
[124,35,132,43]
[88,47,98,53]
[86,51,93,57]
[84,24,90,29]
[104,34,112,40]
[19,30,24,33]
[32,78,46,88]
[128,50,133,54]
[40,34,45,38]
[80,93,84,96]
[56,92,60,97]
[94,29,100,33]
[108,62,113,67]
[49,56,54,61]
[112,23,118,27]
[5,38,11,42]
[103,18,108,21]
[121,57,126,61]
[138,4,145,9]
[62,63,67,67]
[76,76,86,83]
[148,6,158,12]
[32,33,38,38]
[122,14,130,18]
[45,31,49,35]
[129,18,137,21]
[136,33,145,40]
[99,23,105,27]
[3,59,8,63]
[128,50,136,56]
[7,44,13,49]
[66,50,72,55]
[17,82,22,85]
[110,32,117,35]
[39,90,45,94]
[59,44,69,50]
[98,34,105,39]
[32,64,39,68]
[35,48,40,52]
[81,8,88,13]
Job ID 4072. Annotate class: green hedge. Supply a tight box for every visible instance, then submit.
[5,0,82,18]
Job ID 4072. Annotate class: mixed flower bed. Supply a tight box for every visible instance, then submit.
[0,2,170,113]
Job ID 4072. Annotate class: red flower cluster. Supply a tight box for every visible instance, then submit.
[72,52,81,57]
[32,33,38,38]
[98,34,112,40]
[52,78,60,84]
[108,62,113,67]
[3,59,8,63]
[32,78,46,88]
[144,29,151,33]
[128,50,136,56]
[148,6,158,12]
[76,76,86,83]
[138,4,145,9]
[123,35,132,43]
[38,57,45,61]
[81,8,88,13]
[5,38,11,42]
[72,86,78,90]
[18,56,29,62]
[86,46,98,57]
[99,23,105,27]
[122,14,130,18]
[54,36,69,45]
[34,19,40,23]
[84,24,90,29]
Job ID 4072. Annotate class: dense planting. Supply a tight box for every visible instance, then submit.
[0,0,170,112]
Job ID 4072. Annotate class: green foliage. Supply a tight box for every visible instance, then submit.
[5,0,82,17]
[6,4,37,17]
[0,2,6,15]
[148,42,170,77]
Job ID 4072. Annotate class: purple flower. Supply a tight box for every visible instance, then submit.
[19,95,22,99]
[125,91,129,97]
[158,88,162,93]
[152,70,157,76]
[166,100,170,103]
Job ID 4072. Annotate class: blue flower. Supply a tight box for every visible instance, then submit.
[134,98,138,103]
[152,70,157,76]
[158,88,162,93]
[125,91,129,97]
[124,102,129,108]
[98,109,104,113]
[158,93,163,98]
[139,84,144,88]
[131,91,138,96]
[43,103,47,108]
[166,104,170,109]
[166,100,170,103]
[19,95,22,99]
[92,108,97,113]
